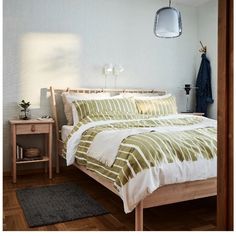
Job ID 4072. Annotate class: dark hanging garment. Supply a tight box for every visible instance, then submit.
[195,53,214,117]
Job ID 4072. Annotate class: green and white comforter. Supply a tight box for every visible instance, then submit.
[63,113,217,213]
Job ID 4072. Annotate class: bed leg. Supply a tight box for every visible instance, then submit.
[135,200,143,231]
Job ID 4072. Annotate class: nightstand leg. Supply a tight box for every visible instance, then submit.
[48,124,52,179]
[44,134,48,173]
[12,125,16,183]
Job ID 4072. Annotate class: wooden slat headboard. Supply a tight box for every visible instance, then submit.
[49,87,166,141]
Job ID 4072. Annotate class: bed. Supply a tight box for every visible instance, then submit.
[50,87,217,231]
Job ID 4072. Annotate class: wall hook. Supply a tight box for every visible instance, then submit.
[199,41,207,54]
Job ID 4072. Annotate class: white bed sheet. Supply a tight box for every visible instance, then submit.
[61,125,74,141]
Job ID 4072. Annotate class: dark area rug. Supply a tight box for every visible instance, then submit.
[16,183,109,227]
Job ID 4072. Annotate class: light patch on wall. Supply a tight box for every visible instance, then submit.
[20,33,81,107]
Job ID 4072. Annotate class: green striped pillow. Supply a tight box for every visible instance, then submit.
[73,98,138,120]
[135,95,177,116]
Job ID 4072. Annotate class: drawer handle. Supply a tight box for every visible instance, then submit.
[31,125,35,132]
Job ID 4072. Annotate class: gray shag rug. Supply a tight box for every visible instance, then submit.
[16,183,109,227]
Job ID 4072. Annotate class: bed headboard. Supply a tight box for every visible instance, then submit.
[49,87,166,141]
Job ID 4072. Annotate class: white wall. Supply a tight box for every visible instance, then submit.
[196,0,218,119]
[3,0,216,172]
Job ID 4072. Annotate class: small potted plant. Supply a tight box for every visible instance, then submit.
[19,100,31,120]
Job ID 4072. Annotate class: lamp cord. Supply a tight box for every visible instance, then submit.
[105,75,107,89]
[169,0,172,7]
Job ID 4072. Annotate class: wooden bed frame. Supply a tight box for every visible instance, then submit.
[49,86,217,231]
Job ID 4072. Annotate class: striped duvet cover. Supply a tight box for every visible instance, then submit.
[63,113,217,213]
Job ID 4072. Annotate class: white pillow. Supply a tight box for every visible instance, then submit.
[133,93,171,100]
[72,103,79,125]
[62,92,111,125]
[112,92,161,99]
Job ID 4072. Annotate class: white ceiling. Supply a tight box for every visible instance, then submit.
[174,0,214,7]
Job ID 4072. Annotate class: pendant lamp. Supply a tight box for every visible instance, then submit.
[154,0,182,38]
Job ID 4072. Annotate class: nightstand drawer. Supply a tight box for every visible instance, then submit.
[16,124,50,134]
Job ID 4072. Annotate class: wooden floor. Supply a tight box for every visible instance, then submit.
[3,166,216,231]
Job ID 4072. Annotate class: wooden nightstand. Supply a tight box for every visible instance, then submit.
[9,119,54,183]
[181,112,205,116]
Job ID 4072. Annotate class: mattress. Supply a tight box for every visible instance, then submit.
[61,125,73,141]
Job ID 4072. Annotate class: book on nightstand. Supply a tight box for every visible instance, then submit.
[16,144,23,161]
